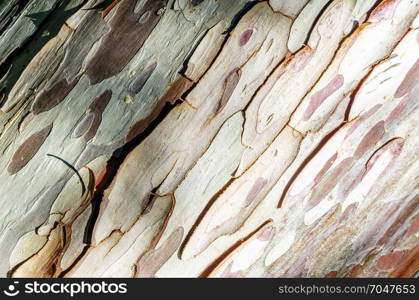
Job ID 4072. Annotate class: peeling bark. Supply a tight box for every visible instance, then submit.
[0,0,418,278]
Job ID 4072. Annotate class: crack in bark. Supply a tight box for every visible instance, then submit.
[178,167,239,259]
[83,98,183,246]
[277,123,345,208]
[0,0,88,97]
[53,1,270,274]
[300,0,335,50]
[272,5,416,210]
[198,219,272,278]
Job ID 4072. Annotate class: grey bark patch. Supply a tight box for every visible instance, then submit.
[72,90,112,141]
[72,113,95,138]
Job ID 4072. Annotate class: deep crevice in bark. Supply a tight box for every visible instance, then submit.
[0,0,88,95]
[83,99,184,245]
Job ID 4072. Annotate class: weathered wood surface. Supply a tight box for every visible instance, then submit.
[0,0,418,278]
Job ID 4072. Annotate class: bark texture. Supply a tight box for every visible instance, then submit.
[0,0,418,278]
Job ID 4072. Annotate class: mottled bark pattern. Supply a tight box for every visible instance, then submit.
[0,0,417,278]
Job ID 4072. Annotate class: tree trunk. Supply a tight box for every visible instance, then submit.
[0,0,418,278]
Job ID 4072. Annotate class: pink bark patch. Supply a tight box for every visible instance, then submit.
[244,177,268,207]
[220,262,243,278]
[304,74,344,120]
[385,100,406,123]
[341,204,358,224]
[136,227,184,277]
[345,104,382,138]
[314,152,338,183]
[289,48,313,72]
[394,59,419,98]
[341,174,361,198]
[368,0,397,23]
[256,224,275,241]
[376,251,406,271]
[366,138,404,172]
[354,121,385,158]
[239,29,253,46]
[307,157,353,211]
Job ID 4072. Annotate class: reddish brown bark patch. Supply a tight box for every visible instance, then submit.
[8,123,53,175]
[32,78,79,115]
[376,251,406,271]
[239,29,253,46]
[73,113,94,139]
[390,245,419,278]
[377,194,417,245]
[101,0,122,18]
[85,0,166,84]
[325,271,338,278]
[366,138,404,173]
[87,90,112,139]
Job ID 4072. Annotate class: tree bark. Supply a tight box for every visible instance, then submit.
[0,0,418,278]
